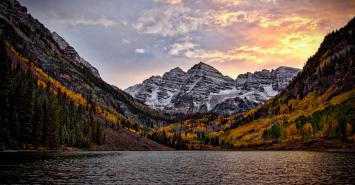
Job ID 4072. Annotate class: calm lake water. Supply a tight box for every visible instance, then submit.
[1,151,355,184]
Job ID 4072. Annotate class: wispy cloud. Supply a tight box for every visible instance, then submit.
[133,6,206,37]
[135,48,145,54]
[20,0,355,88]
[169,41,198,55]
[57,17,116,27]
[122,39,131,44]
[214,11,246,27]
[153,0,182,5]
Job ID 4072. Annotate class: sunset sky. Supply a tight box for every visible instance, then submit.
[19,0,355,89]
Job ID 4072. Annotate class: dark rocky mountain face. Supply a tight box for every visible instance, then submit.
[285,18,355,100]
[125,62,300,115]
[0,0,169,127]
[52,32,101,79]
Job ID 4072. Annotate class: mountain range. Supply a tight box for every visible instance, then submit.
[0,0,354,151]
[125,63,299,115]
[155,17,355,150]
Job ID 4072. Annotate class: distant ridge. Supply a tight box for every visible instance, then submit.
[126,62,300,115]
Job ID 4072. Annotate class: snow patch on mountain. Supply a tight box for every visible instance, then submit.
[264,84,278,97]
[125,62,300,115]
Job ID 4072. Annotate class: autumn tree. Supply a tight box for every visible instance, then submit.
[346,123,352,140]
[286,124,298,140]
[217,116,224,125]
[302,123,313,140]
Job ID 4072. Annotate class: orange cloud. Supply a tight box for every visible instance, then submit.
[180,9,328,73]
[214,11,246,26]
[153,0,182,5]
[183,32,323,67]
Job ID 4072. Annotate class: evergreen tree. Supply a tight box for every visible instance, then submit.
[0,40,107,149]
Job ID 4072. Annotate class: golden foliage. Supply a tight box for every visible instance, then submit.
[158,124,175,132]
[286,124,298,138]
[302,123,313,136]
[95,104,118,123]
[224,85,355,145]
[346,123,352,137]
[182,133,197,140]
[330,89,355,106]
[217,116,224,125]
[226,118,272,142]
[6,42,29,63]
[6,42,120,125]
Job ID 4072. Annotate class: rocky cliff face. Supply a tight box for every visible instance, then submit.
[126,62,300,115]
[52,32,101,78]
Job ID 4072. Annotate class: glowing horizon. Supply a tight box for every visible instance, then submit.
[19,0,355,88]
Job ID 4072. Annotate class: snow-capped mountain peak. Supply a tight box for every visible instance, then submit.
[125,63,300,115]
[188,62,220,74]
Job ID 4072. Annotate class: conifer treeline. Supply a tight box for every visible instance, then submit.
[0,41,105,149]
[148,131,188,150]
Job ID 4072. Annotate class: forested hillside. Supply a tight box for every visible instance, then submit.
[0,0,172,131]
[0,39,105,149]
[152,17,355,150]
[0,0,172,150]
[223,17,355,148]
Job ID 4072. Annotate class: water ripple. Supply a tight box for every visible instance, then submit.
[1,151,355,184]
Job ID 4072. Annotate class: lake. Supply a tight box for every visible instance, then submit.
[1,151,355,184]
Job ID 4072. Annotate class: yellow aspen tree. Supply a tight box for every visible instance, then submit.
[286,124,298,140]
[302,123,313,138]
[346,123,352,139]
